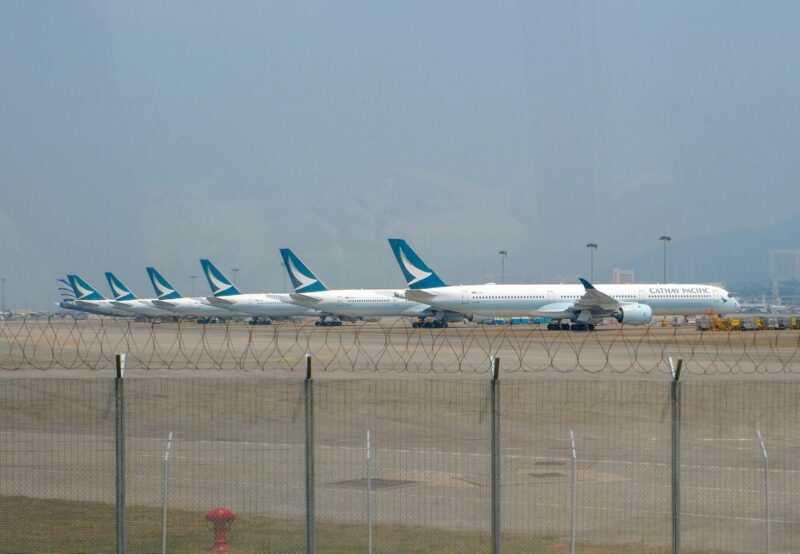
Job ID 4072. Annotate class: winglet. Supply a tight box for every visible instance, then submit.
[146,267,182,300]
[578,277,595,290]
[387,238,447,289]
[105,272,137,301]
[279,249,328,293]
[200,259,242,297]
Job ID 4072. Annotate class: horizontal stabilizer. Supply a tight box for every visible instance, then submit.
[152,300,177,309]
[404,289,438,301]
[289,293,323,303]
[207,297,235,306]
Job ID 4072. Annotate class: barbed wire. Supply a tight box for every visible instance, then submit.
[1,315,799,374]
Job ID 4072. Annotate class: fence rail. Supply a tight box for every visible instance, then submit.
[2,315,800,373]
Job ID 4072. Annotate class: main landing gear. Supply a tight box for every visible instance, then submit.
[411,318,448,329]
[315,317,343,327]
[546,320,595,331]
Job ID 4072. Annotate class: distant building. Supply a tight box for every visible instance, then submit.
[612,268,635,284]
[769,250,800,281]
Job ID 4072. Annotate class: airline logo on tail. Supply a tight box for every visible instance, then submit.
[200,259,241,297]
[387,239,447,289]
[105,272,136,301]
[67,275,105,300]
[279,249,328,293]
[57,278,76,299]
[146,267,182,300]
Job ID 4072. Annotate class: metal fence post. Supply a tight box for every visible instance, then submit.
[115,353,126,554]
[669,357,683,554]
[305,354,316,554]
[570,429,577,554]
[161,431,173,554]
[490,356,501,554]
[366,429,373,554]
[756,430,771,554]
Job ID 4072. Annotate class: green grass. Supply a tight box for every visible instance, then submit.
[0,496,726,553]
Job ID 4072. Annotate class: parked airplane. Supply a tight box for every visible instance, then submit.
[59,275,135,317]
[278,248,465,326]
[388,238,741,331]
[146,267,243,320]
[105,272,172,318]
[199,259,319,321]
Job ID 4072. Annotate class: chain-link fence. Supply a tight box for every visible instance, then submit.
[2,316,800,373]
[0,368,797,553]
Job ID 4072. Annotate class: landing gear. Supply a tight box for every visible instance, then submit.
[315,317,342,327]
[412,318,448,329]
[546,320,596,331]
[248,316,272,325]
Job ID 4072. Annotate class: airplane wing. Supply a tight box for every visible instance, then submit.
[534,301,576,315]
[572,278,620,317]
[289,293,323,303]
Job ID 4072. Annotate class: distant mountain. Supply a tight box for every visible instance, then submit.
[601,215,800,285]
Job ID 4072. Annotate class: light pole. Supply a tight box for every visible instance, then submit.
[231,268,240,284]
[659,235,671,283]
[586,243,598,282]
[281,262,287,292]
[498,251,509,284]
[1,278,5,314]
[188,275,197,297]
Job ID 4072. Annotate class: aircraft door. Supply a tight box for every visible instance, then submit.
[547,290,555,301]
[461,289,470,304]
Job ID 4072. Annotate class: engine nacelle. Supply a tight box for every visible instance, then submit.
[614,303,653,325]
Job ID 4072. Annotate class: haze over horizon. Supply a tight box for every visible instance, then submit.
[2,1,799,310]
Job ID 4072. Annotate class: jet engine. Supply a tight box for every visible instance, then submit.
[614,303,653,325]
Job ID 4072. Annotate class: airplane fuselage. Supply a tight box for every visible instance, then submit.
[406,283,739,320]
[111,299,172,318]
[67,299,135,317]
[207,293,319,318]
[287,289,437,319]
[151,297,243,318]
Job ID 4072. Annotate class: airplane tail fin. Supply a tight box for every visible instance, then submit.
[57,278,77,299]
[105,272,137,301]
[146,267,182,299]
[279,249,328,293]
[67,274,106,300]
[199,259,241,297]
[387,238,447,289]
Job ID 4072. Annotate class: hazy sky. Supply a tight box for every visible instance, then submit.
[2,1,799,309]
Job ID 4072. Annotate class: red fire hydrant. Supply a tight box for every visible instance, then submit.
[205,506,235,552]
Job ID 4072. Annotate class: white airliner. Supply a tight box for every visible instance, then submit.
[104,272,172,318]
[388,239,741,331]
[278,248,465,326]
[62,275,137,317]
[146,267,245,320]
[199,259,319,321]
